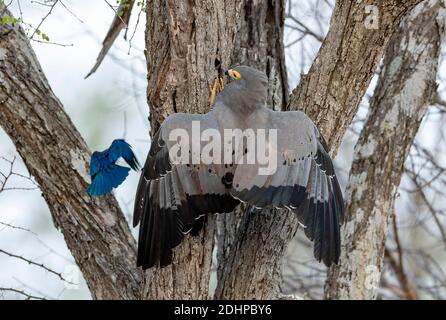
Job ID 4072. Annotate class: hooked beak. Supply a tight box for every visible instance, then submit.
[224,69,232,83]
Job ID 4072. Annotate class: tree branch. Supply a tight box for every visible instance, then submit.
[325,0,445,300]
[0,0,428,300]
[85,0,135,78]
[0,6,141,299]
[215,0,290,299]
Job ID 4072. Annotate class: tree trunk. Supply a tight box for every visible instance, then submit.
[325,0,445,300]
[289,1,423,148]
[0,7,141,299]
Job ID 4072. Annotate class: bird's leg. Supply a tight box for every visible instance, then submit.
[208,58,225,106]
[208,77,219,106]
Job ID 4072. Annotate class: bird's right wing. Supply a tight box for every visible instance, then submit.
[89,151,102,178]
[87,149,130,196]
[133,113,239,269]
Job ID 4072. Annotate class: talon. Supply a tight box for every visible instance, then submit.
[208,77,219,106]
[219,77,225,91]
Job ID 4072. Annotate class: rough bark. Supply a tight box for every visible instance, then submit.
[325,0,446,300]
[214,0,422,299]
[0,7,141,299]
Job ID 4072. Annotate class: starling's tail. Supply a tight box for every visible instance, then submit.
[87,164,130,196]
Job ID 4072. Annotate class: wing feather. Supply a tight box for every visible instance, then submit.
[232,110,344,266]
[133,113,240,269]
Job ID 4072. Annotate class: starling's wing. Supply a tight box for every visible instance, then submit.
[133,112,239,269]
[89,151,103,178]
[232,110,344,266]
[87,149,130,196]
[108,139,140,170]
[86,164,130,196]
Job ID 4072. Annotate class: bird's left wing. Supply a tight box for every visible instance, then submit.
[232,110,344,266]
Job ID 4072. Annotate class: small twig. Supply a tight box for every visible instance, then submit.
[384,214,418,300]
[0,249,76,285]
[384,248,418,300]
[29,0,59,40]
[0,220,37,235]
[31,38,73,47]
[12,277,56,300]
[285,14,324,42]
[58,0,83,24]
[103,0,127,27]
[127,1,144,54]
[0,287,45,300]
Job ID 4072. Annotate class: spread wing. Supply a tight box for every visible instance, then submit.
[108,139,140,170]
[89,151,104,178]
[232,110,344,266]
[133,113,239,269]
[87,143,133,196]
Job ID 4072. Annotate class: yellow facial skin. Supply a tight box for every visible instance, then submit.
[209,69,240,106]
[227,69,241,80]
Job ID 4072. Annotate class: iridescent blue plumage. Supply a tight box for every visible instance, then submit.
[87,139,140,196]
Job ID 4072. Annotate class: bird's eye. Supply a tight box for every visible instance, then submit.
[229,70,241,80]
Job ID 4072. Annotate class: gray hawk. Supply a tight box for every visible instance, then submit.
[133,66,344,269]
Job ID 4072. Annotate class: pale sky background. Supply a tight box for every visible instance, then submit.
[1,0,445,299]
